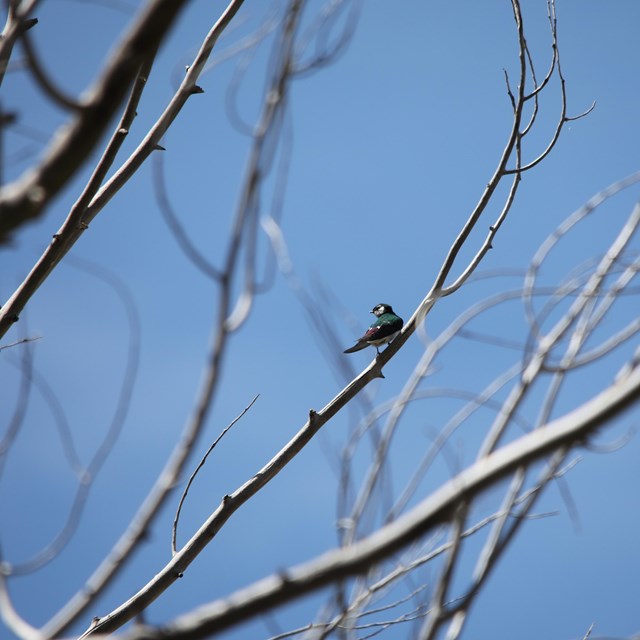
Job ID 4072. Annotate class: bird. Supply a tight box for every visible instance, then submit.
[344,303,403,354]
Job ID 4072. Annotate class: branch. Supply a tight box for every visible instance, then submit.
[0,568,39,640]
[119,363,640,639]
[0,336,41,352]
[0,0,193,241]
[0,0,40,89]
[0,0,246,339]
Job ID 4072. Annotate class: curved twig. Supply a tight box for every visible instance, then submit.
[171,394,259,556]
[4,257,141,576]
[152,153,223,281]
[18,27,84,111]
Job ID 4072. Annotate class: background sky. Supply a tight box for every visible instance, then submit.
[1,1,640,639]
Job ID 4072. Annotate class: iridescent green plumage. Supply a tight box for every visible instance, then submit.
[344,303,403,354]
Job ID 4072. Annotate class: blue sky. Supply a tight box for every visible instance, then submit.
[1,1,640,638]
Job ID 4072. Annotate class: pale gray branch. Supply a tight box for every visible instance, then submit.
[118,363,640,639]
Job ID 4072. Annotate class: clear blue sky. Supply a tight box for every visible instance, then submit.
[1,1,639,638]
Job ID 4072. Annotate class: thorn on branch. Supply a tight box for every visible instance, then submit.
[190,85,205,95]
[278,569,291,584]
[20,17,38,32]
[153,144,166,151]
[371,361,385,379]
[309,409,318,426]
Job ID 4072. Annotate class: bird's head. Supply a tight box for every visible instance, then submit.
[371,303,393,316]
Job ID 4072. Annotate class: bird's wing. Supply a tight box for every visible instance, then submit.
[363,318,401,342]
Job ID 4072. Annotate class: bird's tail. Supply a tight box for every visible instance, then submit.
[343,342,368,354]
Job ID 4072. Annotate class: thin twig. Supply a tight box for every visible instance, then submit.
[172,394,259,556]
[0,336,41,352]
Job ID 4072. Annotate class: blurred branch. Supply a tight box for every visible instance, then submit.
[0,566,39,640]
[152,153,223,281]
[438,448,568,640]
[292,0,361,75]
[0,0,193,242]
[67,3,308,637]
[224,0,303,331]
[418,505,467,640]
[1,258,141,577]
[523,170,640,347]
[2,0,629,637]
[18,26,84,111]
[481,198,640,457]
[79,2,593,635]
[0,335,34,478]
[1,351,83,479]
[0,0,246,339]
[332,170,640,634]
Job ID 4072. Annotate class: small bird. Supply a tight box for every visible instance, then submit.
[344,303,403,354]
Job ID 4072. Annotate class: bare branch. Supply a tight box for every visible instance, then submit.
[581,622,594,640]
[0,566,40,640]
[0,0,245,339]
[0,336,40,352]
[117,363,640,639]
[2,3,624,639]
[0,0,40,89]
[0,0,195,241]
